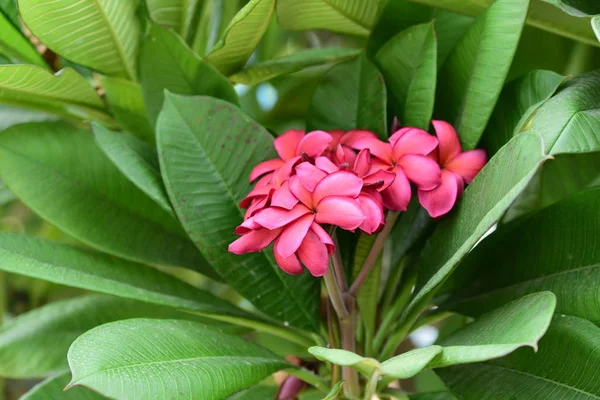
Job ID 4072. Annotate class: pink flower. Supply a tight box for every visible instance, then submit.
[351,127,441,211]
[418,120,487,218]
[250,168,366,276]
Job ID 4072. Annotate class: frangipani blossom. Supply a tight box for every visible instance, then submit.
[418,120,487,218]
[351,127,441,211]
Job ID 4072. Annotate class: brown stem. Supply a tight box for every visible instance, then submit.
[349,212,400,296]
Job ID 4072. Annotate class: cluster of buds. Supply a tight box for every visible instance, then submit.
[229,121,486,277]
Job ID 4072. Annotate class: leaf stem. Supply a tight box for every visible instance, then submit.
[363,370,380,400]
[349,212,399,296]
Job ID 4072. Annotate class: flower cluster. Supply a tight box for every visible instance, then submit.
[229,122,486,276]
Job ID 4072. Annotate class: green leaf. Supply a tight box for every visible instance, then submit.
[276,0,379,36]
[140,23,238,127]
[541,0,600,16]
[448,187,600,324]
[323,381,345,399]
[0,294,241,378]
[146,0,203,39]
[157,93,319,331]
[22,372,105,400]
[230,48,361,85]
[438,315,600,399]
[0,232,246,317]
[381,346,443,379]
[0,10,46,66]
[502,152,600,222]
[100,76,155,144]
[431,292,555,368]
[226,385,278,400]
[353,233,381,352]
[206,0,275,75]
[410,0,599,47]
[18,0,140,79]
[436,0,530,149]
[410,133,548,316]
[0,0,18,26]
[409,393,456,400]
[0,66,110,123]
[68,319,290,400]
[376,22,437,130]
[482,70,566,157]
[0,105,58,132]
[389,199,434,269]
[308,347,380,377]
[0,122,214,274]
[307,54,387,139]
[93,124,173,216]
[525,70,600,155]
[593,15,600,40]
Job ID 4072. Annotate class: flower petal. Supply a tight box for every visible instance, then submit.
[432,120,461,165]
[310,222,335,254]
[275,130,304,160]
[418,169,463,218]
[340,130,378,146]
[392,128,438,159]
[297,130,333,158]
[445,149,487,184]
[244,196,268,218]
[249,159,283,182]
[297,231,329,277]
[363,169,396,191]
[398,154,441,190]
[315,196,365,230]
[313,171,363,205]
[315,156,339,174]
[352,149,371,177]
[253,203,311,230]
[296,162,327,191]
[357,192,385,234]
[388,127,412,146]
[272,156,301,186]
[273,241,304,275]
[275,214,315,258]
[382,168,411,211]
[235,216,261,234]
[271,180,298,209]
[350,136,393,163]
[289,175,314,208]
[228,228,281,254]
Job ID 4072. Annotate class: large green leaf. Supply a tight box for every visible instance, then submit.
[309,347,380,377]
[0,10,46,66]
[410,0,599,47]
[206,0,275,75]
[230,48,361,85]
[146,0,203,39]
[376,22,437,130]
[525,70,600,155]
[436,0,530,149]
[502,152,600,222]
[0,66,110,123]
[0,122,215,274]
[140,23,238,127]
[409,133,548,316]
[438,315,600,399]
[0,0,18,26]
[430,292,555,368]
[482,70,565,157]
[18,0,140,78]
[447,187,600,324]
[226,385,278,400]
[100,76,154,144]
[307,54,387,139]
[93,124,173,216]
[0,294,240,378]
[157,93,319,331]
[276,0,379,36]
[542,0,600,16]
[0,232,246,317]
[68,319,290,400]
[22,373,105,400]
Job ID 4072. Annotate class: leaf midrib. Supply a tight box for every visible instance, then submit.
[72,355,286,384]
[165,101,317,328]
[322,0,372,31]
[89,0,135,79]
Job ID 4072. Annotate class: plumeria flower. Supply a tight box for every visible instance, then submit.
[250,167,366,276]
[418,120,487,218]
[351,127,441,211]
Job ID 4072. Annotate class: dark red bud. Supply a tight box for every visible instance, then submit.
[276,376,306,400]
